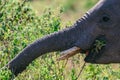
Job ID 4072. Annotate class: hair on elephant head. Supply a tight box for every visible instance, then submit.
[7,0,120,76]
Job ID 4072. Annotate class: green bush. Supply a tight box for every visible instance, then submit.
[0,67,13,80]
[0,0,62,79]
[0,0,120,80]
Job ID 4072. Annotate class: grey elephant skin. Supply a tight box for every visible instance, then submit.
[7,0,120,76]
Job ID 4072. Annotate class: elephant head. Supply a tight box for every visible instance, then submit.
[7,0,120,76]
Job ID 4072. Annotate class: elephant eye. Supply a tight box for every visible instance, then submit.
[99,14,113,29]
[102,15,110,22]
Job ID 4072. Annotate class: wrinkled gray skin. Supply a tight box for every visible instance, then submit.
[7,0,120,76]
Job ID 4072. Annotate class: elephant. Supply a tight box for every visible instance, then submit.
[7,0,120,76]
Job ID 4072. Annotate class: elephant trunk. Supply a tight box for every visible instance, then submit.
[7,23,81,76]
[7,13,98,76]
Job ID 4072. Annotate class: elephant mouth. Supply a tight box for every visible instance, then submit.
[57,35,107,62]
[57,35,107,63]
[84,35,107,63]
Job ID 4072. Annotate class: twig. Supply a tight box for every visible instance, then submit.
[76,62,86,80]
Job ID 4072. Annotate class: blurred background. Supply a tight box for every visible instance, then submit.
[0,0,120,80]
[30,0,98,26]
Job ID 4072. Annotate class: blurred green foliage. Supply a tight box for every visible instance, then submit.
[0,0,120,80]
